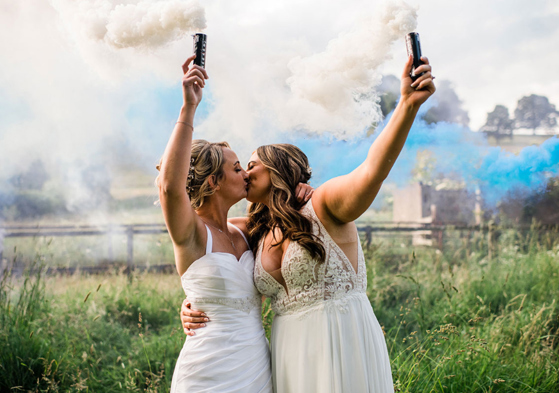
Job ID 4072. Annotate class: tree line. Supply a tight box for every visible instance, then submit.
[481,95,559,136]
[378,75,559,135]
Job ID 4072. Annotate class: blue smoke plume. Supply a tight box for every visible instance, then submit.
[284,109,559,208]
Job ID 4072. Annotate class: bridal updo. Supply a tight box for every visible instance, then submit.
[156,139,231,210]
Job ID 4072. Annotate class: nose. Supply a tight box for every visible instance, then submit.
[241,169,249,180]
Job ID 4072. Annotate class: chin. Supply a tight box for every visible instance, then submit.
[246,187,266,204]
[245,192,257,204]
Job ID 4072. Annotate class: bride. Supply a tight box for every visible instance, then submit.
[157,55,273,392]
[158,55,313,392]
[181,55,435,392]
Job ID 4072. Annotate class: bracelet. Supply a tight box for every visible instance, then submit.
[176,121,194,128]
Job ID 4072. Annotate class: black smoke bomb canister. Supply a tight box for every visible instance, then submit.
[405,32,425,82]
[193,33,207,68]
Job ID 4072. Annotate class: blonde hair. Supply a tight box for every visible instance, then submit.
[156,139,231,210]
[246,144,325,261]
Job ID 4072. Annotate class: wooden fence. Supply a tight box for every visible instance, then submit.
[0,223,167,275]
[1,222,556,276]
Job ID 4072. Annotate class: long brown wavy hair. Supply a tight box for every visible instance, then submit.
[246,144,325,262]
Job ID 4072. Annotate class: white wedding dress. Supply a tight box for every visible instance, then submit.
[254,201,394,393]
[171,224,272,393]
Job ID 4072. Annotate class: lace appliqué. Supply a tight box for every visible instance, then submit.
[254,202,368,318]
[253,254,283,302]
[189,295,261,313]
[279,292,369,320]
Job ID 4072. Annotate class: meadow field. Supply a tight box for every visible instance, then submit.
[1,225,558,392]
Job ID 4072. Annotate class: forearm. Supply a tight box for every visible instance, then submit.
[313,57,434,224]
[314,99,420,223]
[159,105,197,192]
[363,98,419,183]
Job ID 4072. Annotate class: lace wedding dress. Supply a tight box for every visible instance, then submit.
[254,201,393,393]
[171,224,272,393]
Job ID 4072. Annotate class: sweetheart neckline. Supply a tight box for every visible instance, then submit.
[180,250,253,279]
[211,250,253,262]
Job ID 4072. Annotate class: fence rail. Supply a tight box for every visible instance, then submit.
[1,222,557,276]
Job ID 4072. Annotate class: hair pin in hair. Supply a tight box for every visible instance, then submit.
[186,157,196,195]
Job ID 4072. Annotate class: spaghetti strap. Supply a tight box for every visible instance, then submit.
[229,223,250,249]
[204,225,213,255]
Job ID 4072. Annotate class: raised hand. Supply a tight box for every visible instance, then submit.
[181,54,209,108]
[400,56,435,108]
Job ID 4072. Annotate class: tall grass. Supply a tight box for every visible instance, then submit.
[1,226,558,392]
[1,264,185,391]
[0,259,50,390]
[368,227,559,392]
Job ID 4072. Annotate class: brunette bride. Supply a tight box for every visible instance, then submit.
[182,55,435,392]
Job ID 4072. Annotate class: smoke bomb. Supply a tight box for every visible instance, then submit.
[405,32,425,81]
[193,33,207,68]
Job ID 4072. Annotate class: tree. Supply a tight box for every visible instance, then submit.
[514,94,558,134]
[480,104,514,136]
[422,80,469,126]
[378,75,400,117]
[10,159,49,190]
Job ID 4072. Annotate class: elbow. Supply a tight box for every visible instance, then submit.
[158,179,185,197]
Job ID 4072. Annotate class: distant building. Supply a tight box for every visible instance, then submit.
[393,182,479,224]
[393,182,482,246]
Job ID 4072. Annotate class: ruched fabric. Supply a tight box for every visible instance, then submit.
[171,226,272,393]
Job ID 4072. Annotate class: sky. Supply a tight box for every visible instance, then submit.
[1,0,558,207]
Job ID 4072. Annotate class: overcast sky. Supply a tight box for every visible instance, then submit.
[384,0,559,129]
[1,0,558,178]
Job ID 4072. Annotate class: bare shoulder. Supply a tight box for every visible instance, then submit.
[311,186,342,227]
[227,216,248,235]
[311,189,358,242]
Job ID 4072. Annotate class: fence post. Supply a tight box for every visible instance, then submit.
[436,227,445,250]
[487,222,494,261]
[107,224,113,264]
[0,226,4,278]
[126,226,134,277]
[364,226,372,250]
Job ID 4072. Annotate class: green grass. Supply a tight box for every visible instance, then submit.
[366,230,559,392]
[1,227,558,392]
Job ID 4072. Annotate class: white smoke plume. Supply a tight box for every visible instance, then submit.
[51,0,206,50]
[284,1,417,136]
[0,0,418,222]
[194,0,418,143]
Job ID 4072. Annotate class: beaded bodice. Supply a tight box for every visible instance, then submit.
[253,200,367,316]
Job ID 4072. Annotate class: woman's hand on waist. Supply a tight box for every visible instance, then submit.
[181,298,209,336]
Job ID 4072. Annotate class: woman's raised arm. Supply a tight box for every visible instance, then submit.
[158,55,209,247]
[313,56,435,224]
